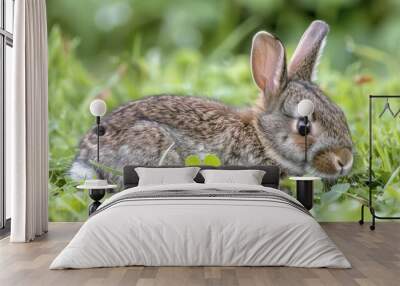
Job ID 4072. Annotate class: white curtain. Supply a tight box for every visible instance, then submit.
[7,0,48,242]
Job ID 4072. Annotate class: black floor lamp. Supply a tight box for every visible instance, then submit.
[83,99,110,215]
[291,99,317,211]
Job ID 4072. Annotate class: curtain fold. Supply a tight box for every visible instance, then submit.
[8,0,48,242]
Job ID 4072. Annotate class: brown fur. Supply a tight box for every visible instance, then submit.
[70,20,353,184]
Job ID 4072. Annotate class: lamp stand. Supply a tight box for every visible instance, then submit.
[304,116,308,163]
[93,116,106,162]
[96,116,100,162]
[92,116,106,179]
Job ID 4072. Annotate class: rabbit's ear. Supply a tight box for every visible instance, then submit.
[288,20,329,81]
[251,31,287,97]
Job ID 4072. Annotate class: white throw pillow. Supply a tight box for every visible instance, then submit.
[135,167,200,186]
[200,169,266,185]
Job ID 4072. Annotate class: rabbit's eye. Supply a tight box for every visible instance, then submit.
[297,117,311,136]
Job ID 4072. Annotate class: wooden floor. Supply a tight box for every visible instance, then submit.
[0,222,399,286]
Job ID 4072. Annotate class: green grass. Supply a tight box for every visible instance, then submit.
[48,26,400,222]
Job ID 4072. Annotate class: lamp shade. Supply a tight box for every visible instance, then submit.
[297,99,314,117]
[90,99,107,117]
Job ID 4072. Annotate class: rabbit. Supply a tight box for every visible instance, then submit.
[70,20,353,184]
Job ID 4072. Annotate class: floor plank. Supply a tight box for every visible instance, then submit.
[0,222,398,286]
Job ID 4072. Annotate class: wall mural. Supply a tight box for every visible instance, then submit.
[47,0,400,222]
[70,21,354,184]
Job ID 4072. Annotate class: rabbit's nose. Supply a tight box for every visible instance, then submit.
[312,147,353,176]
[334,148,353,172]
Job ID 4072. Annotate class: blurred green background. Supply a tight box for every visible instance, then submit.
[47,0,400,221]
